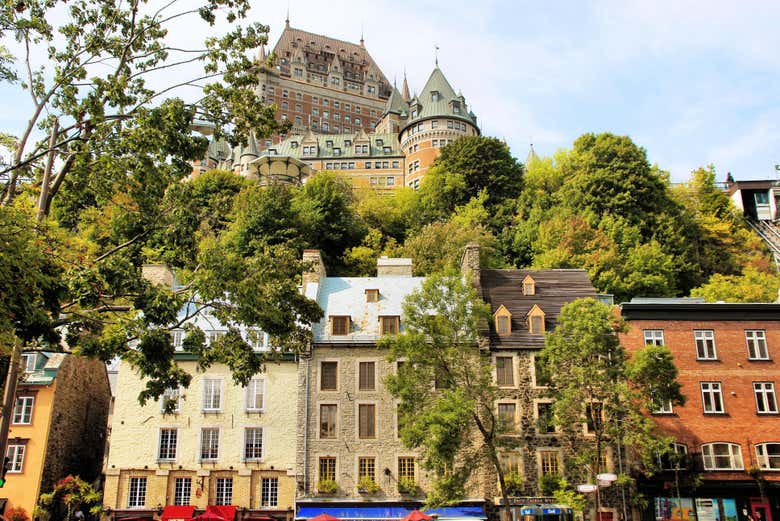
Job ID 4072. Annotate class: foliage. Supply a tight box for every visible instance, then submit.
[539,474,564,496]
[35,475,102,521]
[504,472,524,496]
[4,506,30,521]
[317,479,338,494]
[380,273,515,511]
[397,476,418,495]
[691,268,780,303]
[357,476,380,494]
[552,480,588,513]
[540,298,685,501]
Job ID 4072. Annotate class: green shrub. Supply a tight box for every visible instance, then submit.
[397,476,417,495]
[539,473,563,495]
[357,476,380,494]
[504,472,524,496]
[317,479,338,494]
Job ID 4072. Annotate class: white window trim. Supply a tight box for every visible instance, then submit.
[701,442,744,470]
[260,476,280,508]
[127,476,147,508]
[755,442,780,470]
[246,378,266,412]
[753,382,778,414]
[746,330,770,360]
[161,387,181,413]
[199,426,221,462]
[6,444,25,473]
[243,425,265,462]
[13,396,34,425]
[643,329,665,346]
[694,330,717,360]
[158,427,178,461]
[202,378,223,412]
[701,381,725,414]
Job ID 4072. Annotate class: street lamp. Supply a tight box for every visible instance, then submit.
[578,474,617,521]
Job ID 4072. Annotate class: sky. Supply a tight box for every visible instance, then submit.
[2,0,780,182]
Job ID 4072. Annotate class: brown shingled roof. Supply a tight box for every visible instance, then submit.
[480,269,596,349]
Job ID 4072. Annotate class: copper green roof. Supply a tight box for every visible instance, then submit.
[207,136,231,161]
[20,351,65,386]
[400,66,478,131]
[383,86,407,116]
[265,132,403,159]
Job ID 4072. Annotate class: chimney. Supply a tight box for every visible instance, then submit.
[461,243,481,289]
[302,249,327,286]
[141,264,175,288]
[376,256,413,277]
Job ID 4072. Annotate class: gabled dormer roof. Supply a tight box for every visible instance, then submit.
[383,86,408,116]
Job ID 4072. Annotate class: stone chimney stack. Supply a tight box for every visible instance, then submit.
[302,249,327,286]
[376,257,413,277]
[141,264,175,288]
[461,243,481,290]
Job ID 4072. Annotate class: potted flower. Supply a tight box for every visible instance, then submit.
[397,477,417,495]
[357,476,380,494]
[317,479,338,495]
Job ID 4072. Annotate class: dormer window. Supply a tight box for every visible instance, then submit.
[333,148,341,156]
[376,139,384,146]
[411,110,418,118]
[431,91,440,102]
[331,316,350,336]
[527,305,546,335]
[494,305,512,336]
[20,353,36,372]
[522,275,536,296]
[326,140,333,147]
[365,289,379,302]
[268,148,277,155]
[291,141,298,148]
[345,139,352,147]
[380,316,400,336]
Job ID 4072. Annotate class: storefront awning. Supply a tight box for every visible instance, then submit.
[206,505,237,521]
[162,506,196,521]
[296,506,486,521]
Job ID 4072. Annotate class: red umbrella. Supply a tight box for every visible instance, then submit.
[308,514,341,521]
[190,512,225,521]
[403,511,433,521]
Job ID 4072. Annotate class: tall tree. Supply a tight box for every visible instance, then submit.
[539,298,684,518]
[380,273,515,515]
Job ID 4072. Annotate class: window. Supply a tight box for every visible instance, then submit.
[173,477,191,506]
[261,477,278,507]
[319,456,336,481]
[702,442,743,470]
[746,330,769,360]
[701,382,724,413]
[398,457,415,483]
[536,402,555,433]
[495,306,512,336]
[528,305,545,335]
[585,402,603,434]
[358,362,376,391]
[206,330,226,345]
[539,450,560,476]
[158,387,180,414]
[695,330,717,360]
[365,162,372,169]
[392,161,399,168]
[754,382,778,413]
[128,477,147,508]
[215,478,233,505]
[365,289,379,302]
[246,378,265,411]
[657,443,688,470]
[380,316,400,335]
[247,328,266,351]
[158,428,177,461]
[756,443,780,470]
[20,353,36,372]
[331,316,350,336]
[496,356,514,387]
[202,379,222,411]
[644,330,665,346]
[355,118,361,125]
[499,452,522,478]
[200,428,219,461]
[171,330,184,351]
[13,396,33,424]
[281,101,288,110]
[522,275,535,295]
[6,444,24,473]
[320,404,337,438]
[498,403,517,433]
[321,361,338,390]
[653,396,674,414]
[358,404,376,438]
[245,427,263,460]
[359,456,376,481]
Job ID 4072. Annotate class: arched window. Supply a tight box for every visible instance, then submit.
[701,442,743,470]
[755,443,780,470]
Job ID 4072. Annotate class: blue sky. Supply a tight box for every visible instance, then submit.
[2,0,780,182]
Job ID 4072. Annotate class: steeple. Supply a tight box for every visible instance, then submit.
[285,5,290,27]
[360,23,364,47]
[401,69,411,102]
[526,143,539,165]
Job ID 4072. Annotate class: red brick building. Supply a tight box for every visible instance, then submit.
[620,301,780,521]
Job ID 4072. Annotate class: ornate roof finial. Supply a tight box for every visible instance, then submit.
[285,2,290,27]
[401,67,411,102]
[434,44,439,66]
[360,22,364,47]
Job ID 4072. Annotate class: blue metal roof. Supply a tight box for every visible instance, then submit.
[296,506,486,521]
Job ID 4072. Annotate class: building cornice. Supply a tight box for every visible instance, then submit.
[620,303,780,321]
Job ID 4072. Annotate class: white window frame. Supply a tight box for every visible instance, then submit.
[206,330,226,345]
[701,382,724,413]
[214,477,233,505]
[653,397,674,415]
[260,477,279,507]
[246,378,265,412]
[701,442,744,470]
[694,330,717,360]
[158,427,178,461]
[202,378,222,412]
[644,329,665,346]
[657,442,688,470]
[161,387,181,413]
[173,477,192,506]
[246,328,268,351]
[20,353,36,372]
[755,443,780,470]
[171,329,184,351]
[244,426,264,461]
[200,427,220,461]
[754,382,778,414]
[746,330,769,360]
[13,396,34,424]
[6,444,25,473]
[127,476,147,508]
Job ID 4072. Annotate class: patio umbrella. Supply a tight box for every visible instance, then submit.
[190,512,226,521]
[403,511,433,521]
[308,514,342,521]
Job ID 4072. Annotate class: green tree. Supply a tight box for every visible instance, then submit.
[540,298,684,516]
[691,268,780,303]
[34,475,102,521]
[380,273,515,515]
